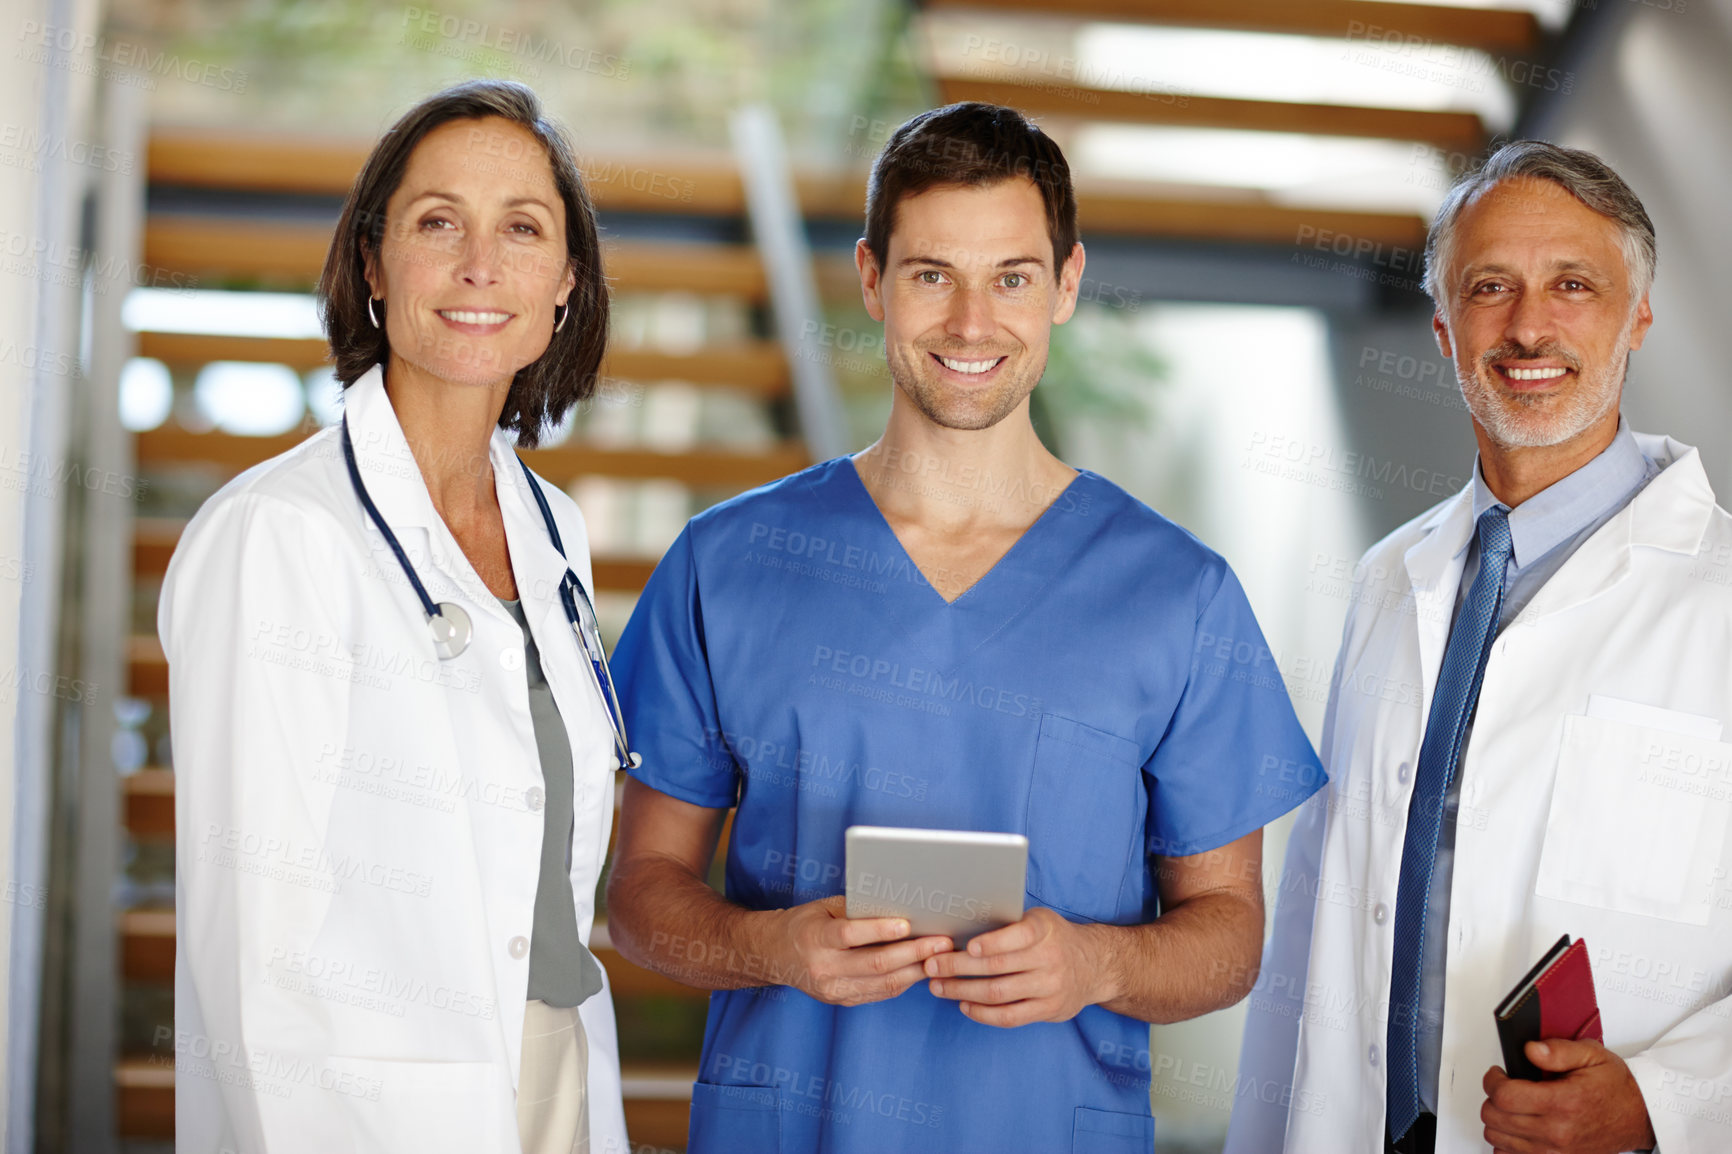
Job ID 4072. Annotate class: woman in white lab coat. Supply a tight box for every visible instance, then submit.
[161,79,629,1154]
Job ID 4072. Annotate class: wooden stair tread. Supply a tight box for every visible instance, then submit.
[922,0,1542,56]
[144,216,769,300]
[135,518,659,592]
[937,75,1487,153]
[146,127,1433,243]
[132,331,790,396]
[131,426,808,488]
[1076,187,1427,247]
[115,1057,177,1088]
[124,769,175,838]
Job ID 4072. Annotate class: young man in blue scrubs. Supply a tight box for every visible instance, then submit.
[606,102,1325,1153]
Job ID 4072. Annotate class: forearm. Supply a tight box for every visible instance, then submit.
[1086,889,1264,1023]
[606,854,797,991]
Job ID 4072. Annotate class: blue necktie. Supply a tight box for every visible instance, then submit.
[1387,507,1513,1140]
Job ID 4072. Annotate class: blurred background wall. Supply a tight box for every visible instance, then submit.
[1,0,1727,1150]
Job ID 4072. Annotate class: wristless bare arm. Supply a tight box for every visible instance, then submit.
[605,778,953,1005]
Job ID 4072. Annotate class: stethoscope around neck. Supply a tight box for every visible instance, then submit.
[340,415,640,770]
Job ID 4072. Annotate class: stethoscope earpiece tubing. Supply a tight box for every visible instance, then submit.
[342,417,441,621]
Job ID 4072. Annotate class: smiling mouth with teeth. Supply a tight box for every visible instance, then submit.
[1500,365,1570,382]
[933,353,1006,376]
[438,309,513,325]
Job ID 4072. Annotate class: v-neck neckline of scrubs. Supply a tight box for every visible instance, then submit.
[839,456,1085,606]
[832,457,1092,671]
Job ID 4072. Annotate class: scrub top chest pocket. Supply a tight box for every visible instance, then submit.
[1024,713,1146,923]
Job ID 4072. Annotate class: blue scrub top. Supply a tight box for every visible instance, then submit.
[614,459,1324,1154]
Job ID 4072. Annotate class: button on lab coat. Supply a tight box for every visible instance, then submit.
[1229,434,1732,1153]
[160,365,628,1153]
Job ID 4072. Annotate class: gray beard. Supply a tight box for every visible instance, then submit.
[1457,331,1632,451]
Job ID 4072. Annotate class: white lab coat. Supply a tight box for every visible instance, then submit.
[160,365,629,1154]
[1229,433,1732,1153]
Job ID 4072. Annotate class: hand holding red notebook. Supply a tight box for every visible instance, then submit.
[1493,934,1604,1081]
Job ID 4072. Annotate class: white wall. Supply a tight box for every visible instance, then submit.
[1,0,106,1145]
[1529,0,1732,495]
[0,4,48,1139]
[1066,303,1369,1146]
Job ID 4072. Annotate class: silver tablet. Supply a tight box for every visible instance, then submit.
[844,826,1028,948]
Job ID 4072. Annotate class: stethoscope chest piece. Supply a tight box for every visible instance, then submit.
[429,602,473,661]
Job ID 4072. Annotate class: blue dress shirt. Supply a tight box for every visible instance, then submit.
[1416,420,1658,1112]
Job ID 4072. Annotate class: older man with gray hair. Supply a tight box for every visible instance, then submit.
[1229,140,1732,1153]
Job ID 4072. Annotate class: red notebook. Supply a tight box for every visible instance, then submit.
[1493,934,1603,1081]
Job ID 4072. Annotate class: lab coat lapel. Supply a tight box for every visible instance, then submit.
[493,440,578,648]
[341,364,446,534]
[1516,435,1714,623]
[1403,485,1475,704]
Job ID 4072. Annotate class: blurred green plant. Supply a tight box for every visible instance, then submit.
[121,0,928,155]
[1031,301,1166,458]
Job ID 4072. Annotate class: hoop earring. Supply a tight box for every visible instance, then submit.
[367,297,381,329]
[553,303,569,334]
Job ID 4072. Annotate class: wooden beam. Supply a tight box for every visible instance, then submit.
[136,332,331,372]
[604,242,767,300]
[522,443,810,489]
[133,426,809,489]
[922,0,1543,56]
[143,217,332,282]
[145,130,1437,247]
[138,516,661,592]
[591,557,659,593]
[144,216,769,301]
[123,769,175,838]
[937,76,1486,153]
[149,129,872,221]
[623,1097,693,1150]
[606,345,789,395]
[148,129,373,195]
[120,908,175,984]
[115,1059,175,1138]
[1078,189,1427,248]
[132,332,788,396]
[128,635,167,699]
[133,517,187,580]
[149,129,746,213]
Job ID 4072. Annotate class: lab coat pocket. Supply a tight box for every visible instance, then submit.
[1026,714,1144,923]
[1072,1105,1156,1153]
[687,1082,783,1154]
[1534,714,1732,926]
[321,1058,515,1153]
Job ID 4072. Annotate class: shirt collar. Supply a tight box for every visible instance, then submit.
[1464,417,1656,569]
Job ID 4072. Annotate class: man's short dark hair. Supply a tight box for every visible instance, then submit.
[863,102,1079,276]
[318,78,607,449]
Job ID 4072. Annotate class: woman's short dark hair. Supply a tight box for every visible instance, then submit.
[318,78,607,449]
[863,102,1079,276]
